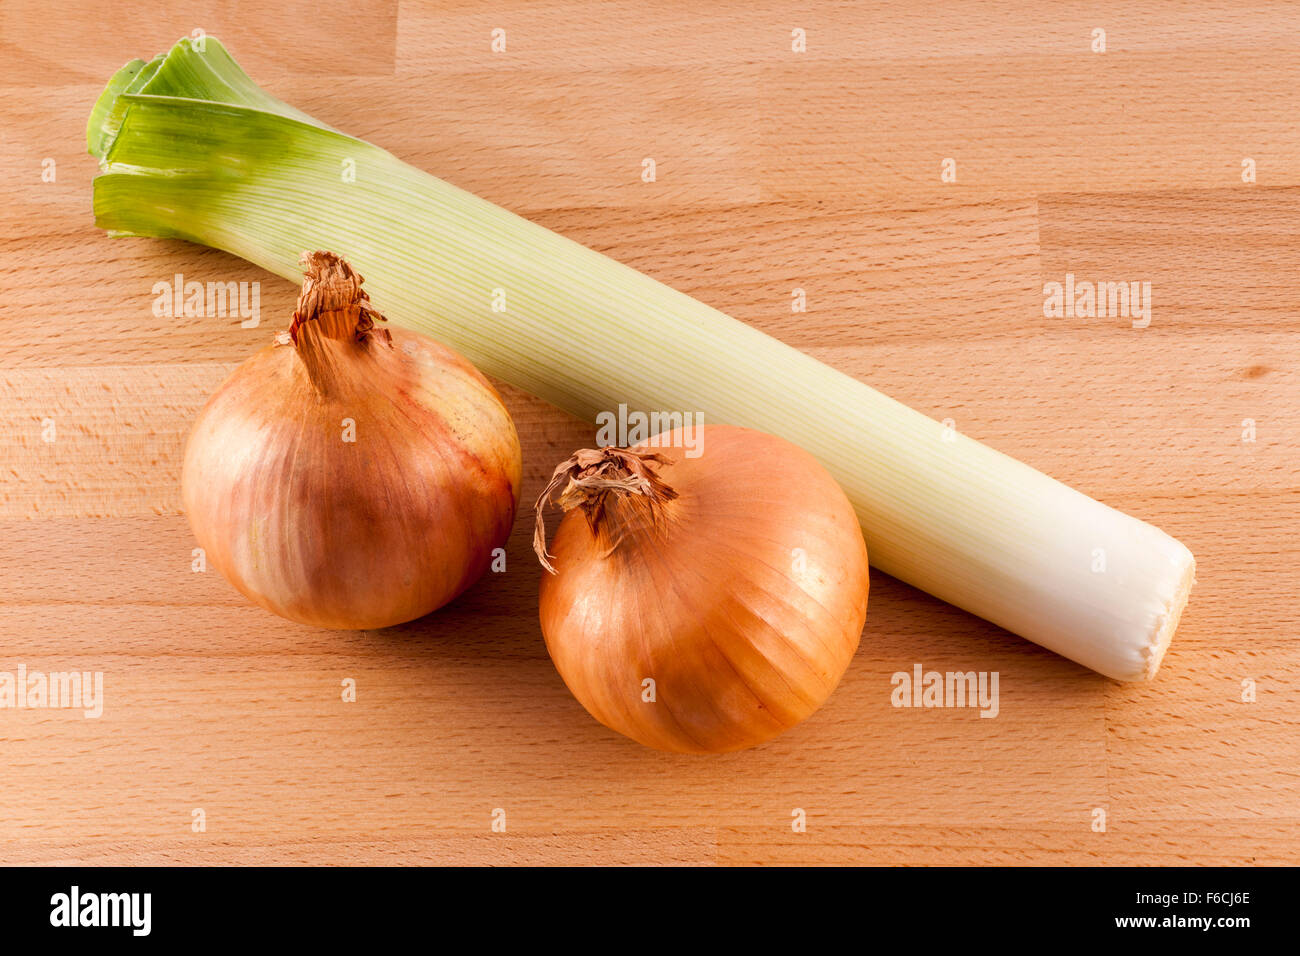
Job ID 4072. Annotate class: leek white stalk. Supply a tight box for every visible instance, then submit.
[88,37,1194,680]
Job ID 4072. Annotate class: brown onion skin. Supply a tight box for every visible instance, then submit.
[183,310,521,630]
[538,425,868,753]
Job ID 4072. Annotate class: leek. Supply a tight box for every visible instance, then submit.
[88,37,1194,681]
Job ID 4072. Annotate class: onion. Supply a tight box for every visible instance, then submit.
[533,425,869,753]
[182,251,522,629]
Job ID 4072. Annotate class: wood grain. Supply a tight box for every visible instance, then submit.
[0,0,1296,866]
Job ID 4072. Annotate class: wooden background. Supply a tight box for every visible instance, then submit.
[0,0,1296,865]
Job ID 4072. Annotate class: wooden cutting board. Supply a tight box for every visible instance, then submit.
[1,0,1296,865]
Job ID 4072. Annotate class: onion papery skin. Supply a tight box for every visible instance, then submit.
[538,425,868,753]
[182,257,522,630]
